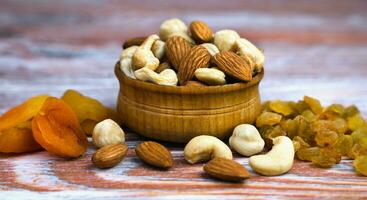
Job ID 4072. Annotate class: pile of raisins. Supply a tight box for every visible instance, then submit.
[256,96,367,176]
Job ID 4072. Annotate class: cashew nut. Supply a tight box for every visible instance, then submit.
[229,124,264,156]
[184,135,233,164]
[132,35,160,71]
[200,43,219,57]
[151,40,166,60]
[235,38,265,73]
[119,46,138,79]
[134,67,178,86]
[159,18,194,43]
[92,119,125,148]
[194,67,226,86]
[214,29,240,52]
[249,136,294,176]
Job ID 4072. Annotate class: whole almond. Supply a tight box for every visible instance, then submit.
[92,143,128,169]
[155,62,171,73]
[122,36,147,49]
[178,45,210,85]
[165,36,191,70]
[203,157,250,182]
[135,141,173,169]
[213,51,252,82]
[190,21,213,44]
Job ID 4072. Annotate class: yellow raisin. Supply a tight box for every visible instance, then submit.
[354,156,367,176]
[256,112,282,127]
[304,96,323,115]
[268,100,294,117]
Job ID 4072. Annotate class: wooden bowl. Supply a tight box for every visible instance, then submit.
[115,63,264,143]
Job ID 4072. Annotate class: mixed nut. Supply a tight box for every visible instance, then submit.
[0,18,366,184]
[119,18,264,86]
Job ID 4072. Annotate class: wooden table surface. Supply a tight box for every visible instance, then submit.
[1,0,367,199]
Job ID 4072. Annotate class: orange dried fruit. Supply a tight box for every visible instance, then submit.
[61,90,109,123]
[0,95,49,131]
[0,121,42,153]
[32,97,88,158]
[81,119,98,135]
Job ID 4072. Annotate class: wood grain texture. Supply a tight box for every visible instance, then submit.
[0,0,367,199]
[116,64,263,142]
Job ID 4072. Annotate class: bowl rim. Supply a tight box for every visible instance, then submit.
[115,62,264,94]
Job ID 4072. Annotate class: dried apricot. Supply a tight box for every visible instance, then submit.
[32,97,88,158]
[256,112,282,127]
[304,96,323,115]
[61,90,109,123]
[0,121,42,153]
[81,119,98,135]
[0,95,49,131]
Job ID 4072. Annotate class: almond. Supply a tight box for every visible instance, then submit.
[213,51,252,82]
[135,141,173,169]
[122,36,147,49]
[190,21,213,44]
[155,62,171,73]
[92,143,128,169]
[203,157,250,182]
[178,45,210,85]
[165,36,191,70]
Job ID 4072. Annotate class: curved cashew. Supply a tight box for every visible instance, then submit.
[132,35,160,71]
[159,18,194,43]
[200,43,219,57]
[119,46,138,79]
[249,136,294,176]
[194,67,226,86]
[235,38,264,73]
[134,67,178,86]
[151,40,166,60]
[184,135,233,164]
[214,29,240,52]
[229,124,264,156]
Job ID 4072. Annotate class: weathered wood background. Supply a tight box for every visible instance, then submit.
[0,0,367,199]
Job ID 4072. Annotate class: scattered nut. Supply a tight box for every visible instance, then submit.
[165,36,192,70]
[204,157,250,182]
[235,38,265,73]
[134,67,178,86]
[151,40,166,60]
[159,18,194,43]
[200,43,219,57]
[135,141,173,169]
[184,135,233,164]
[213,51,252,82]
[178,45,210,85]
[249,136,294,176]
[132,34,160,71]
[92,119,125,148]
[92,143,128,169]
[190,20,213,43]
[122,36,147,49]
[194,67,226,86]
[214,29,240,52]
[229,124,265,156]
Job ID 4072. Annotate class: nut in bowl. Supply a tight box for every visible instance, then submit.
[115,18,265,143]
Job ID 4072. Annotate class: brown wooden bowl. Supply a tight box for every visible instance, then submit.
[115,63,264,143]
